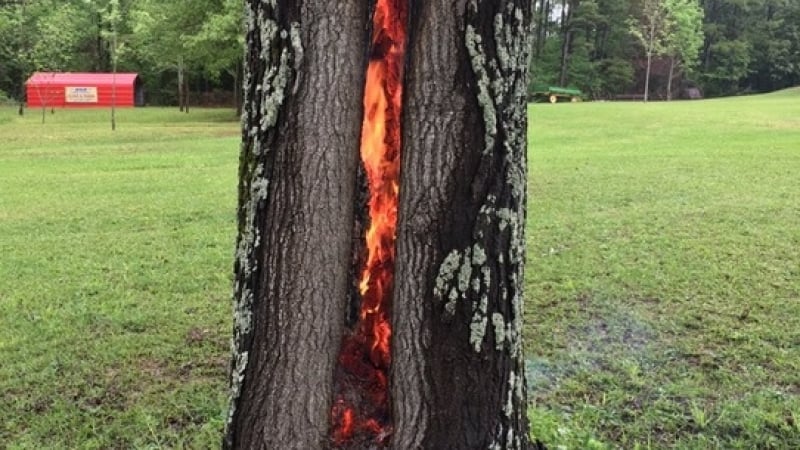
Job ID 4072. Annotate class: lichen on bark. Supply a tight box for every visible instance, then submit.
[226,2,369,448]
[224,1,301,444]
[456,0,534,447]
[392,0,534,447]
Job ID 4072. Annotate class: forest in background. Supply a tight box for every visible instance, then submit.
[534,0,800,100]
[1,0,799,106]
[0,0,241,108]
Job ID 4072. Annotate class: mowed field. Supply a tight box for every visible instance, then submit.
[1,90,799,449]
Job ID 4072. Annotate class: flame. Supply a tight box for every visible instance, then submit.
[331,0,407,446]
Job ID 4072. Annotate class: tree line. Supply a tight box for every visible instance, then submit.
[1,0,799,107]
[0,0,241,109]
[532,0,800,99]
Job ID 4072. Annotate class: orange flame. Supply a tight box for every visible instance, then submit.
[331,0,407,446]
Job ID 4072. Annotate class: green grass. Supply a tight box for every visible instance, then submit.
[0,108,239,448]
[525,88,800,449]
[1,89,799,448]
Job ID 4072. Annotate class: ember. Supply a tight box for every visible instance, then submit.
[331,0,408,447]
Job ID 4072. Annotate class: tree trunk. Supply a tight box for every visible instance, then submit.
[183,76,190,113]
[392,1,533,448]
[225,1,535,449]
[111,29,117,131]
[177,57,184,112]
[535,0,545,57]
[667,56,675,101]
[558,1,573,86]
[644,49,652,102]
[542,0,551,55]
[643,11,656,103]
[95,12,105,72]
[223,1,368,448]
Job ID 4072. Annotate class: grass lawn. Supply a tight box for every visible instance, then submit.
[0,108,239,448]
[525,89,800,449]
[1,90,799,448]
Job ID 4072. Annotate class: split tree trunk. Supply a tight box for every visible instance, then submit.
[224,1,535,449]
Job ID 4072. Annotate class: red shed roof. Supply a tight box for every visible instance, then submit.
[26,72,139,86]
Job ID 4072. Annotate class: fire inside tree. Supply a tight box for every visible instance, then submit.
[224,1,535,449]
[330,0,408,446]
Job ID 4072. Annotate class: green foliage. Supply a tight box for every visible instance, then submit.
[4,0,796,102]
[30,3,93,71]
[699,0,800,95]
[627,0,669,58]
[189,0,244,78]
[530,39,563,88]
[0,2,34,98]
[625,0,699,100]
[701,39,751,96]
[595,57,634,95]
[742,0,800,92]
[561,35,601,95]
[663,0,703,70]
[530,0,637,98]
[0,0,242,106]
[531,0,799,98]
[122,0,242,105]
[0,88,14,105]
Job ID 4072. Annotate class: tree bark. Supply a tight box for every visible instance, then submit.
[183,76,190,113]
[644,49,652,102]
[225,1,535,449]
[223,1,368,448]
[392,1,533,448]
[667,56,675,101]
[643,9,657,103]
[542,0,551,57]
[178,57,185,112]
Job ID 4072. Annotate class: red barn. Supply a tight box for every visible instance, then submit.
[25,72,143,108]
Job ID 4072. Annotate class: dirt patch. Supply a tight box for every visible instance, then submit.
[185,326,212,345]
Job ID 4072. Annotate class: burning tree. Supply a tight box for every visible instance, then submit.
[224,1,535,449]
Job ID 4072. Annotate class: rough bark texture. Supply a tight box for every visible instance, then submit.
[392,1,534,449]
[226,1,535,448]
[223,1,368,449]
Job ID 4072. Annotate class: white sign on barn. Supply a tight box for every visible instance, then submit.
[65,86,98,103]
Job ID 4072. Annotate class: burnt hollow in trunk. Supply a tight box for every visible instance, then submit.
[225,2,535,449]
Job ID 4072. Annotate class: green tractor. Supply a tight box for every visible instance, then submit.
[530,84,584,103]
